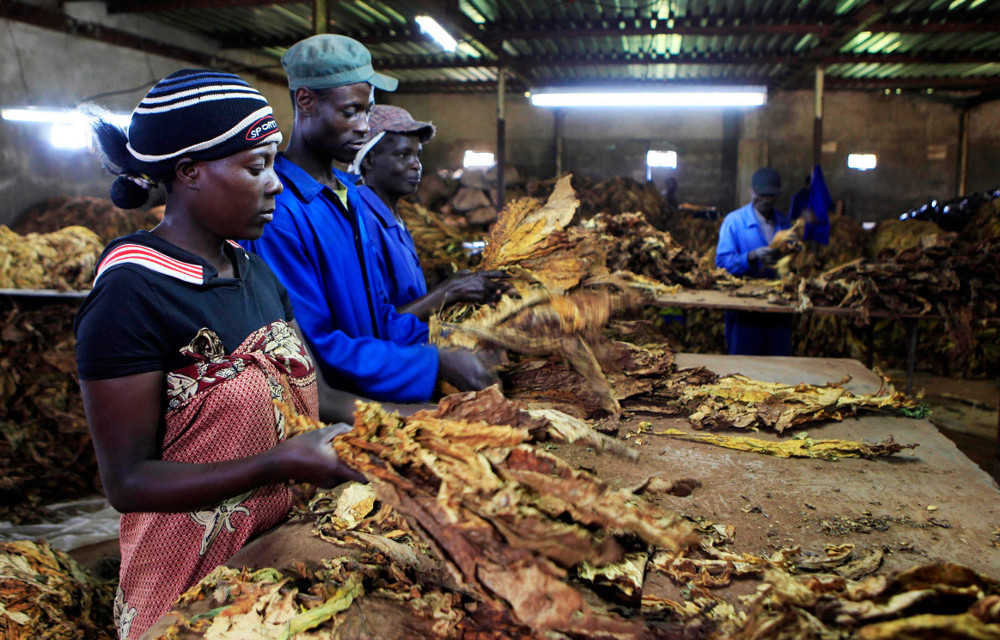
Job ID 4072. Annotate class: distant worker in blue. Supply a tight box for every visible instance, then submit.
[241,34,496,403]
[715,167,793,356]
[348,104,507,321]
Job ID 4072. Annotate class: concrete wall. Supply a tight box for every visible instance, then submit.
[390,92,736,210]
[393,89,987,221]
[0,15,292,226]
[761,91,963,221]
[968,101,1000,196]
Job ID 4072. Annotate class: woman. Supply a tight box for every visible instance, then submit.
[349,104,506,321]
[75,69,363,639]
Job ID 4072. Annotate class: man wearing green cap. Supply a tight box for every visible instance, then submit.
[242,34,496,402]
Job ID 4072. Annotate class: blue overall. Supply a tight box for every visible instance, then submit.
[715,202,793,356]
[241,156,438,402]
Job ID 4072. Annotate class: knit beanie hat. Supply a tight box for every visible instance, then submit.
[92,69,282,208]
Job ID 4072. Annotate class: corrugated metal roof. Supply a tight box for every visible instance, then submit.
[9,0,1000,94]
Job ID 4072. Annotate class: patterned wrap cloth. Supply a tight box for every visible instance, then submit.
[113,320,317,639]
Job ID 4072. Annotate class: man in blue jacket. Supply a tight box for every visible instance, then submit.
[715,167,793,356]
[241,34,495,402]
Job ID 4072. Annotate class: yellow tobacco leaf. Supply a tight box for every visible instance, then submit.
[329,482,377,531]
[651,428,916,461]
[480,175,578,270]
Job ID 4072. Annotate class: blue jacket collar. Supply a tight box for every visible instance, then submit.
[741,201,789,228]
[275,155,362,204]
[358,185,400,229]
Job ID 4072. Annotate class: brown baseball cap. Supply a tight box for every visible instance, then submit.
[366,104,435,143]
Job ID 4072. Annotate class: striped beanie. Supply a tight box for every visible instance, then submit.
[92,69,282,208]
[127,69,281,169]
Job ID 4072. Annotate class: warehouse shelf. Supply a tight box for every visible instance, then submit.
[0,288,89,300]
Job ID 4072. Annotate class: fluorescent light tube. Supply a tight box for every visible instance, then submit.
[416,16,458,52]
[2,107,130,127]
[530,88,767,108]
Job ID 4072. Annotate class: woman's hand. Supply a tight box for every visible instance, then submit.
[275,424,367,486]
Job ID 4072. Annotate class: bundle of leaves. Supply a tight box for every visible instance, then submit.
[0,225,103,290]
[396,199,477,287]
[13,196,159,244]
[0,305,100,524]
[0,540,115,639]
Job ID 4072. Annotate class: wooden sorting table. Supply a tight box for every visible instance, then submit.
[609,354,1000,579]
[653,288,937,397]
[222,355,1000,597]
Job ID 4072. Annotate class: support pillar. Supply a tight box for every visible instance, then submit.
[958,108,969,197]
[554,109,566,177]
[813,66,824,167]
[496,68,507,211]
[313,0,328,33]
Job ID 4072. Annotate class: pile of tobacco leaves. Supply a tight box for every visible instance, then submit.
[139,391,987,639]
[0,540,116,639]
[13,196,161,244]
[0,225,104,291]
[397,199,478,286]
[0,305,101,524]
[782,235,1000,373]
[432,176,923,425]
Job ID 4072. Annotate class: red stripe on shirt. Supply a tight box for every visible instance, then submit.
[97,245,204,281]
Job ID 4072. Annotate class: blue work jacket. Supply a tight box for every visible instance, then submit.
[241,156,438,402]
[357,185,429,308]
[715,202,792,278]
[715,201,793,356]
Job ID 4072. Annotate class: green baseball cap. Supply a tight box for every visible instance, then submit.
[282,34,398,92]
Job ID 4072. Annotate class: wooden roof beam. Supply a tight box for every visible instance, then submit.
[0,1,286,85]
[105,0,314,12]
[827,75,1000,90]
[487,20,834,39]
[376,50,998,72]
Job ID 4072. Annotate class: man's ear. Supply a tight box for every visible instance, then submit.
[361,152,374,174]
[294,87,316,114]
[174,158,199,190]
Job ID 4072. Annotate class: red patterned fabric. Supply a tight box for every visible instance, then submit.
[113,320,317,639]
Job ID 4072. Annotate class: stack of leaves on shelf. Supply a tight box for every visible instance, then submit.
[13,195,160,244]
[784,236,1000,370]
[0,540,115,639]
[0,305,99,524]
[0,225,103,290]
[396,199,477,286]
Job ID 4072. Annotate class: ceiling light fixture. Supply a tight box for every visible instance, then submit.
[529,86,767,108]
[3,107,130,150]
[415,16,458,52]
[2,107,130,127]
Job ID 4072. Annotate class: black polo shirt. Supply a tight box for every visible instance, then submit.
[75,231,294,381]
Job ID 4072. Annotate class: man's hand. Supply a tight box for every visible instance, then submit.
[442,270,509,305]
[437,348,499,391]
[749,246,776,266]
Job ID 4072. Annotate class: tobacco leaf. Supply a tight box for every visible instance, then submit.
[679,372,923,433]
[276,390,697,637]
[0,305,99,524]
[0,540,115,639]
[727,562,1000,640]
[649,428,917,461]
[13,196,160,244]
[0,225,103,290]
